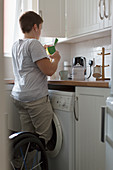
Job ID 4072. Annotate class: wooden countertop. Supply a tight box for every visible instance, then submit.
[5,79,110,88]
[48,79,110,88]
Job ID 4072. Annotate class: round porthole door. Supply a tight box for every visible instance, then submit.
[47,113,62,158]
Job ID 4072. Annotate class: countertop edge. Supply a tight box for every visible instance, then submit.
[48,80,110,88]
[4,79,110,88]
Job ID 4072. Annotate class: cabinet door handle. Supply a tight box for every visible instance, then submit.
[103,0,109,18]
[99,0,104,20]
[101,106,107,143]
[74,96,79,121]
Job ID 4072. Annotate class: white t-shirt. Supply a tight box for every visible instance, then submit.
[11,39,49,102]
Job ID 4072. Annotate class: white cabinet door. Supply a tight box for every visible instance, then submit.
[38,0,65,38]
[75,87,110,170]
[67,0,102,37]
[67,0,112,38]
[98,0,112,29]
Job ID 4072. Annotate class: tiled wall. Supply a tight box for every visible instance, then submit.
[70,36,112,80]
[4,35,112,80]
[57,35,112,80]
[54,43,71,79]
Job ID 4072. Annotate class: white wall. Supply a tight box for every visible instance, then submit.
[4,57,14,79]
[0,0,8,169]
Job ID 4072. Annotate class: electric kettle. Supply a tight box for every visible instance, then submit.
[72,63,85,80]
[72,56,86,75]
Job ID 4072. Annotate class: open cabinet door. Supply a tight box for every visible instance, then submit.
[0,0,8,169]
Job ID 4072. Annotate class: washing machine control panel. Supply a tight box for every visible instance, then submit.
[49,95,74,112]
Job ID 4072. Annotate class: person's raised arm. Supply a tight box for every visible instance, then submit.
[36,51,61,76]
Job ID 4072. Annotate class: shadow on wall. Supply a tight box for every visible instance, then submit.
[4,57,14,79]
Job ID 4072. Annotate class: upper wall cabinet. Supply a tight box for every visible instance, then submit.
[37,0,65,38]
[66,0,112,38]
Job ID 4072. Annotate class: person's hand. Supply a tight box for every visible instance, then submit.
[49,51,61,62]
[43,44,52,50]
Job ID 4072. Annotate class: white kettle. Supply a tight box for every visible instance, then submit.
[72,63,85,81]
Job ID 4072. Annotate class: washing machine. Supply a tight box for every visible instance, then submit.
[47,90,76,170]
[6,85,76,170]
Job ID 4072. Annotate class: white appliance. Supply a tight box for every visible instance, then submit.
[6,85,76,170]
[103,3,113,170]
[48,90,75,170]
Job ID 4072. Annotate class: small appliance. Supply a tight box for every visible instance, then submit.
[48,90,75,170]
[72,56,86,75]
[72,63,85,80]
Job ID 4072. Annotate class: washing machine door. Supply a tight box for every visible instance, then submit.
[47,113,62,158]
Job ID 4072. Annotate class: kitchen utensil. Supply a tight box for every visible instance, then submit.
[47,38,58,55]
[59,70,68,80]
[97,47,110,80]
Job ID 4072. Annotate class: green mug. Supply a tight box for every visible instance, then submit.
[59,70,68,80]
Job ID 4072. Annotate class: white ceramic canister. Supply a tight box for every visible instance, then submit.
[93,65,102,78]
[72,63,85,80]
